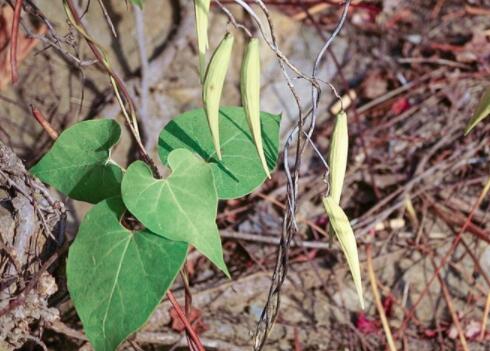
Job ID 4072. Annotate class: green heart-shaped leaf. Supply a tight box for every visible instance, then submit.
[31,119,122,204]
[121,149,229,276]
[67,197,187,351]
[158,107,281,199]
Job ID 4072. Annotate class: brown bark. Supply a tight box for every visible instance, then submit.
[0,141,63,350]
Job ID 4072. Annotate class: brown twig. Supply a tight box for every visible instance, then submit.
[30,105,59,140]
[166,291,205,351]
[398,177,490,336]
[179,267,199,351]
[366,244,397,351]
[429,257,469,351]
[10,0,24,83]
[481,291,490,341]
[431,0,446,18]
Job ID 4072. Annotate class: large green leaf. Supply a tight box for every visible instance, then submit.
[465,87,490,135]
[31,120,123,204]
[121,149,229,276]
[67,197,187,351]
[158,107,281,199]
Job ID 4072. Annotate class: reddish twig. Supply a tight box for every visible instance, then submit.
[481,291,490,341]
[10,0,24,83]
[431,0,446,18]
[166,291,205,351]
[293,327,302,351]
[430,204,490,244]
[430,257,469,351]
[31,105,59,141]
[398,177,490,337]
[180,268,199,351]
[367,244,397,351]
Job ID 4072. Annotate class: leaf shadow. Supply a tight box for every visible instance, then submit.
[220,109,279,172]
[159,119,238,182]
[68,165,122,204]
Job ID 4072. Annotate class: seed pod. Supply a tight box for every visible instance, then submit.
[203,33,234,160]
[241,38,270,178]
[323,196,364,309]
[465,86,490,135]
[194,0,211,82]
[329,111,348,204]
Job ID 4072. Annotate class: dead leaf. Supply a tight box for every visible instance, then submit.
[0,5,46,90]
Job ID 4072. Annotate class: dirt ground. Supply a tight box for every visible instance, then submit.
[0,0,489,350]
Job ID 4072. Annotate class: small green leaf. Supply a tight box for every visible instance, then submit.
[322,196,364,309]
[121,149,229,276]
[67,197,187,351]
[465,87,490,135]
[31,120,122,204]
[158,107,281,199]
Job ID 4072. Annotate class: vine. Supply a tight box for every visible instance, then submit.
[27,0,368,350]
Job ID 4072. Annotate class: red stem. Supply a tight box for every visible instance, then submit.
[10,0,24,83]
[397,181,490,338]
[31,105,59,140]
[167,291,205,351]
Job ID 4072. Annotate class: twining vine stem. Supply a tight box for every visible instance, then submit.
[237,1,352,349]
[63,0,162,179]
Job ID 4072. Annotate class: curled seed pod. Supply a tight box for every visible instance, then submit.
[194,0,211,83]
[203,33,234,160]
[329,111,348,204]
[323,196,364,309]
[241,38,270,178]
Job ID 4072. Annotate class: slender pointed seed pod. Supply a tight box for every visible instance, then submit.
[464,86,490,135]
[203,33,234,160]
[241,38,270,178]
[322,196,364,309]
[194,0,211,83]
[329,111,348,204]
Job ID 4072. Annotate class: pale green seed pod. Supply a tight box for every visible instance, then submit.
[241,38,270,178]
[194,0,211,83]
[329,111,348,204]
[323,196,364,309]
[465,86,490,135]
[203,33,234,160]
